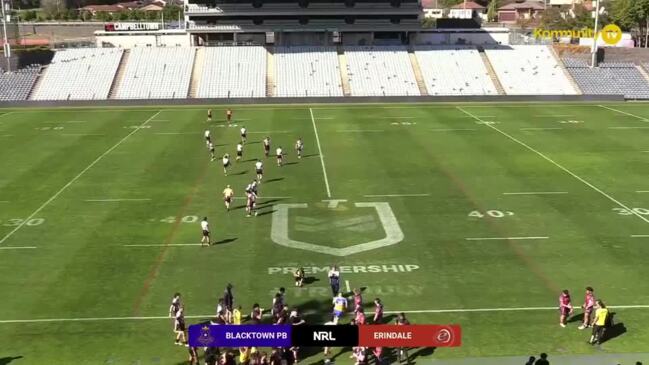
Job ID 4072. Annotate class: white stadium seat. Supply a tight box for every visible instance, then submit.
[274,47,343,97]
[198,46,266,98]
[344,46,420,96]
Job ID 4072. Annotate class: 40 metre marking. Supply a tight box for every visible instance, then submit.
[159,215,199,223]
[468,210,514,218]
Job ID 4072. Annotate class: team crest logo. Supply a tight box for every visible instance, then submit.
[271,201,404,256]
[436,328,453,344]
[197,325,215,346]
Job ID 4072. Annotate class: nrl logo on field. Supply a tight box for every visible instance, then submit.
[271,200,404,256]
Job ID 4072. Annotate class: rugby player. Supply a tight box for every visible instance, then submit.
[328,265,341,296]
[207,109,212,122]
[226,108,233,123]
[255,159,264,182]
[276,146,283,166]
[222,153,231,175]
[263,136,271,158]
[174,307,187,345]
[373,298,384,323]
[188,346,199,365]
[236,142,243,162]
[240,126,247,144]
[233,305,243,325]
[250,303,263,324]
[353,288,363,312]
[355,306,366,325]
[246,190,257,217]
[224,283,234,323]
[208,141,215,161]
[295,138,304,159]
[332,292,348,324]
[200,217,210,247]
[169,293,182,331]
[579,286,596,330]
[204,129,211,146]
[290,309,306,363]
[589,300,609,345]
[293,267,305,287]
[223,185,234,211]
[395,312,410,362]
[271,287,285,317]
[559,289,573,328]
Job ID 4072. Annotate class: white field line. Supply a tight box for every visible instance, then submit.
[345,280,351,292]
[315,117,334,120]
[364,194,430,198]
[0,201,9,203]
[466,237,548,241]
[630,235,649,238]
[373,116,417,119]
[248,131,292,134]
[122,243,202,247]
[460,115,495,118]
[85,198,151,202]
[0,111,15,119]
[457,106,649,225]
[65,120,87,123]
[599,105,649,122]
[520,127,563,131]
[0,246,37,250]
[1,134,13,137]
[3,304,649,324]
[503,192,568,196]
[149,119,170,122]
[309,108,332,198]
[636,191,649,193]
[337,130,384,133]
[429,128,476,132]
[608,126,649,130]
[0,110,162,246]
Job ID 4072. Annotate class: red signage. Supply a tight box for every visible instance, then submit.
[358,325,461,347]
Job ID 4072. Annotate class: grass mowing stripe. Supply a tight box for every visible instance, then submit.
[85,198,151,202]
[0,110,162,246]
[503,192,568,195]
[520,128,563,131]
[608,126,649,130]
[599,105,649,121]
[309,107,332,198]
[364,194,430,197]
[132,158,211,315]
[466,237,549,241]
[4,305,649,324]
[430,128,476,132]
[457,106,649,225]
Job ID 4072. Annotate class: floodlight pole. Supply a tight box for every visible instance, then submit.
[590,0,600,68]
[1,0,11,72]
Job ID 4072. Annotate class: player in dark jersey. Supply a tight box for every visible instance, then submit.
[223,283,234,323]
[246,192,257,217]
[263,137,271,158]
[174,307,187,345]
[271,287,285,317]
[188,346,199,365]
[251,303,262,324]
[226,108,233,123]
[396,312,410,362]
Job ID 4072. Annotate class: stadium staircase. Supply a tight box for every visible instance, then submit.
[336,46,352,97]
[477,47,506,95]
[266,47,276,97]
[408,48,429,96]
[108,49,130,99]
[188,47,203,98]
[27,67,46,100]
[549,45,583,95]
[637,64,649,84]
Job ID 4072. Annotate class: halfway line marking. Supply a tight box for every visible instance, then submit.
[466,237,548,241]
[458,106,649,226]
[503,192,568,195]
[0,111,162,246]
[3,305,649,324]
[123,244,202,247]
[248,131,292,134]
[0,246,37,250]
[154,132,199,135]
[310,108,332,198]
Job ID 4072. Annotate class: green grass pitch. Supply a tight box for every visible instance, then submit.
[2,102,649,364]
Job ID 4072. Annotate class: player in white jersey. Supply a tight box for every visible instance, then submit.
[204,130,211,146]
[295,138,304,159]
[223,185,234,211]
[200,217,210,247]
[208,142,215,161]
[263,137,271,158]
[255,159,264,181]
[240,127,247,144]
[276,146,283,167]
[222,153,231,175]
[236,143,243,161]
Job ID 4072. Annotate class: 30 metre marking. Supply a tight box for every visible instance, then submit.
[599,105,649,122]
[457,107,649,225]
[309,108,332,198]
[0,110,162,245]
[2,304,649,324]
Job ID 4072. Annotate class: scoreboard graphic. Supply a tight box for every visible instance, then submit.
[189,324,461,348]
